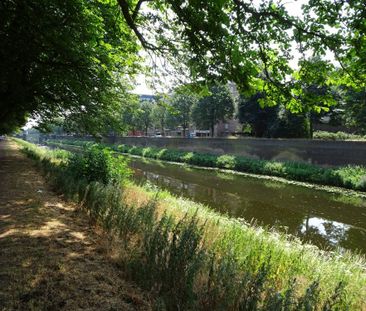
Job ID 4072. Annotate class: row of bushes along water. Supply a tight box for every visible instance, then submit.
[46,139,366,192]
[15,138,366,310]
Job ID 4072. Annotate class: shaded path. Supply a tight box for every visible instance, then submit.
[0,139,150,310]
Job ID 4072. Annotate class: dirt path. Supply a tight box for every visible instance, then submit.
[0,139,151,311]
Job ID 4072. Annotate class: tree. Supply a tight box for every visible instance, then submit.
[136,100,153,136]
[168,93,197,138]
[342,89,366,134]
[238,93,278,137]
[151,95,169,136]
[269,109,311,139]
[239,93,311,138]
[0,0,140,135]
[116,0,365,113]
[192,84,234,137]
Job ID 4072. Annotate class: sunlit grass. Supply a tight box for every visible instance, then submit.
[15,138,366,310]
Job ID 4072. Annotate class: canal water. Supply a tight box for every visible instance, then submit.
[129,157,366,254]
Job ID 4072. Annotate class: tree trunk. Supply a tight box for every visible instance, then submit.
[210,123,215,137]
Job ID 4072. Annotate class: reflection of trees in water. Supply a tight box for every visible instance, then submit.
[298,215,350,251]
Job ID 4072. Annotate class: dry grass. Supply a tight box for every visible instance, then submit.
[0,140,151,310]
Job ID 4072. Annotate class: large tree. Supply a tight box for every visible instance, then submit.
[192,84,234,137]
[117,0,365,112]
[0,0,140,135]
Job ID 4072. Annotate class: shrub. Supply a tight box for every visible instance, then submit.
[68,144,130,185]
[216,155,236,169]
[313,131,366,141]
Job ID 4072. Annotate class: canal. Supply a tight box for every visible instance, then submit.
[129,157,366,254]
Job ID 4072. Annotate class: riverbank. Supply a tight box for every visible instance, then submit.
[13,138,366,310]
[0,139,151,310]
[46,139,366,193]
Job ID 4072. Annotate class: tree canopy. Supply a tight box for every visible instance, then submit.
[192,84,235,136]
[0,0,140,134]
[117,0,366,112]
[2,0,365,135]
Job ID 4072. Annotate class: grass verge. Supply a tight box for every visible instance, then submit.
[14,138,366,310]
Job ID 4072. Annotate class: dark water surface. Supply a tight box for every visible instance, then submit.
[129,157,366,254]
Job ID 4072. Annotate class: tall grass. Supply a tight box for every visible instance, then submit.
[14,138,366,310]
[47,139,366,192]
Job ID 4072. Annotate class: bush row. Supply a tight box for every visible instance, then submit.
[46,139,366,192]
[313,131,366,141]
[14,138,366,310]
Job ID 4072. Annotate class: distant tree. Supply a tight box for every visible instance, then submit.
[151,96,169,136]
[239,93,311,138]
[269,109,311,138]
[238,93,278,137]
[342,89,366,134]
[192,85,234,137]
[168,93,197,137]
[136,100,153,136]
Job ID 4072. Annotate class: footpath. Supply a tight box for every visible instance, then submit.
[0,139,150,310]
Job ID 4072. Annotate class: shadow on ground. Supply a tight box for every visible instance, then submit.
[0,140,150,310]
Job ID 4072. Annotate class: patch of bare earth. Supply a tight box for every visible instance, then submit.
[0,140,151,311]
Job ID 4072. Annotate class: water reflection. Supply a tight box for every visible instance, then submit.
[130,158,366,254]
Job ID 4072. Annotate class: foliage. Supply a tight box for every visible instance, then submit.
[239,94,311,138]
[270,109,311,139]
[15,138,366,310]
[137,100,154,136]
[341,89,366,134]
[313,131,366,141]
[117,0,366,113]
[120,98,156,136]
[167,92,198,137]
[68,144,130,185]
[151,96,169,136]
[0,0,140,135]
[47,139,366,192]
[238,93,278,137]
[192,84,235,136]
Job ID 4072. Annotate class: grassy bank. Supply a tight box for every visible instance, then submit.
[14,138,366,310]
[47,139,366,192]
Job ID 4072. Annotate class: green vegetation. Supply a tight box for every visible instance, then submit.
[0,0,140,135]
[238,92,311,138]
[192,84,235,137]
[13,138,366,310]
[313,131,366,141]
[47,139,366,192]
[118,0,365,112]
[68,144,131,185]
